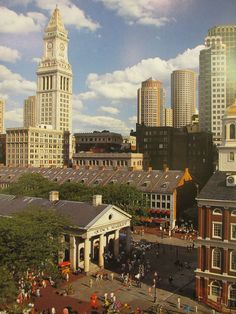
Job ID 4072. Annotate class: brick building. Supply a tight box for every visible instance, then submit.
[195,101,236,312]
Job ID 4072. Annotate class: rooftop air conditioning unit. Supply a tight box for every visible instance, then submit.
[226,175,236,187]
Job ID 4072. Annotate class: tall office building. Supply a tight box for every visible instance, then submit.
[0,99,5,133]
[171,70,197,128]
[36,6,72,132]
[164,107,173,127]
[137,78,163,127]
[23,96,37,128]
[199,25,236,144]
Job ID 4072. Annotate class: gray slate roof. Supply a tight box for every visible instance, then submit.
[197,171,236,201]
[0,167,189,194]
[0,194,107,229]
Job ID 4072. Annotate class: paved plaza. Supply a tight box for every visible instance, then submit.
[63,233,213,313]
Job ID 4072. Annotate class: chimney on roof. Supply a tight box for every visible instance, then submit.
[49,191,59,202]
[163,164,169,172]
[93,195,102,207]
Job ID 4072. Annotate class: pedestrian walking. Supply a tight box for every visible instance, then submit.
[110,272,114,281]
[89,278,93,288]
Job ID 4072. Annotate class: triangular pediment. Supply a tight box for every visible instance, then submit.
[86,205,131,231]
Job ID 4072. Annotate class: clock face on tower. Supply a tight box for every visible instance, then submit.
[47,42,53,49]
[60,43,65,51]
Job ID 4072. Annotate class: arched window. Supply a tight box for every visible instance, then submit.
[230,124,236,139]
[231,210,236,216]
[212,248,221,268]
[229,284,236,308]
[213,208,222,215]
[230,251,236,271]
[210,281,221,297]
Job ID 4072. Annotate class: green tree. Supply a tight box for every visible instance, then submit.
[0,207,68,280]
[2,173,59,198]
[0,267,17,308]
[59,182,92,202]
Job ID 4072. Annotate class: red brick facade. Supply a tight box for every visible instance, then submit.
[196,205,236,312]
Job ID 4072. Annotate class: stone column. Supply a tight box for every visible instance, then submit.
[99,234,104,268]
[126,227,131,254]
[114,229,120,258]
[69,236,76,271]
[84,238,91,273]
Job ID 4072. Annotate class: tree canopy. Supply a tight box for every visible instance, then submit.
[0,207,67,278]
[2,173,59,198]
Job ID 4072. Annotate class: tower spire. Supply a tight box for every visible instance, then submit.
[45,6,67,34]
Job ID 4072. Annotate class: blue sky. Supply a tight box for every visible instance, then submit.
[0,0,236,134]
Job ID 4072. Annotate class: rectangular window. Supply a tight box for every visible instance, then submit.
[229,152,235,162]
[231,224,236,240]
[212,222,222,239]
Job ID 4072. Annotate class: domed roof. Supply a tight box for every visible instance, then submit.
[226,100,236,116]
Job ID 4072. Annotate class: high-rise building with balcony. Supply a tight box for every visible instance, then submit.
[137,78,164,127]
[171,70,197,128]
[199,25,236,144]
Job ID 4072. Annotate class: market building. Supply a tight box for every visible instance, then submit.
[0,167,194,228]
[0,192,131,273]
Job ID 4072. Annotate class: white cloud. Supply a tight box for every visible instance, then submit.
[100,106,120,115]
[0,64,36,96]
[32,57,41,63]
[72,94,84,111]
[0,45,21,63]
[35,0,100,31]
[96,0,189,27]
[169,45,204,69]
[73,112,130,133]
[128,115,137,125]
[0,7,45,33]
[85,45,203,101]
[5,108,23,124]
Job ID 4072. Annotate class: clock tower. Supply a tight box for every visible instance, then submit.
[36,6,72,132]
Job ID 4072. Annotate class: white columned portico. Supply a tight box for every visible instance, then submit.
[69,235,76,271]
[126,227,131,254]
[114,229,120,258]
[99,233,104,268]
[84,238,91,273]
